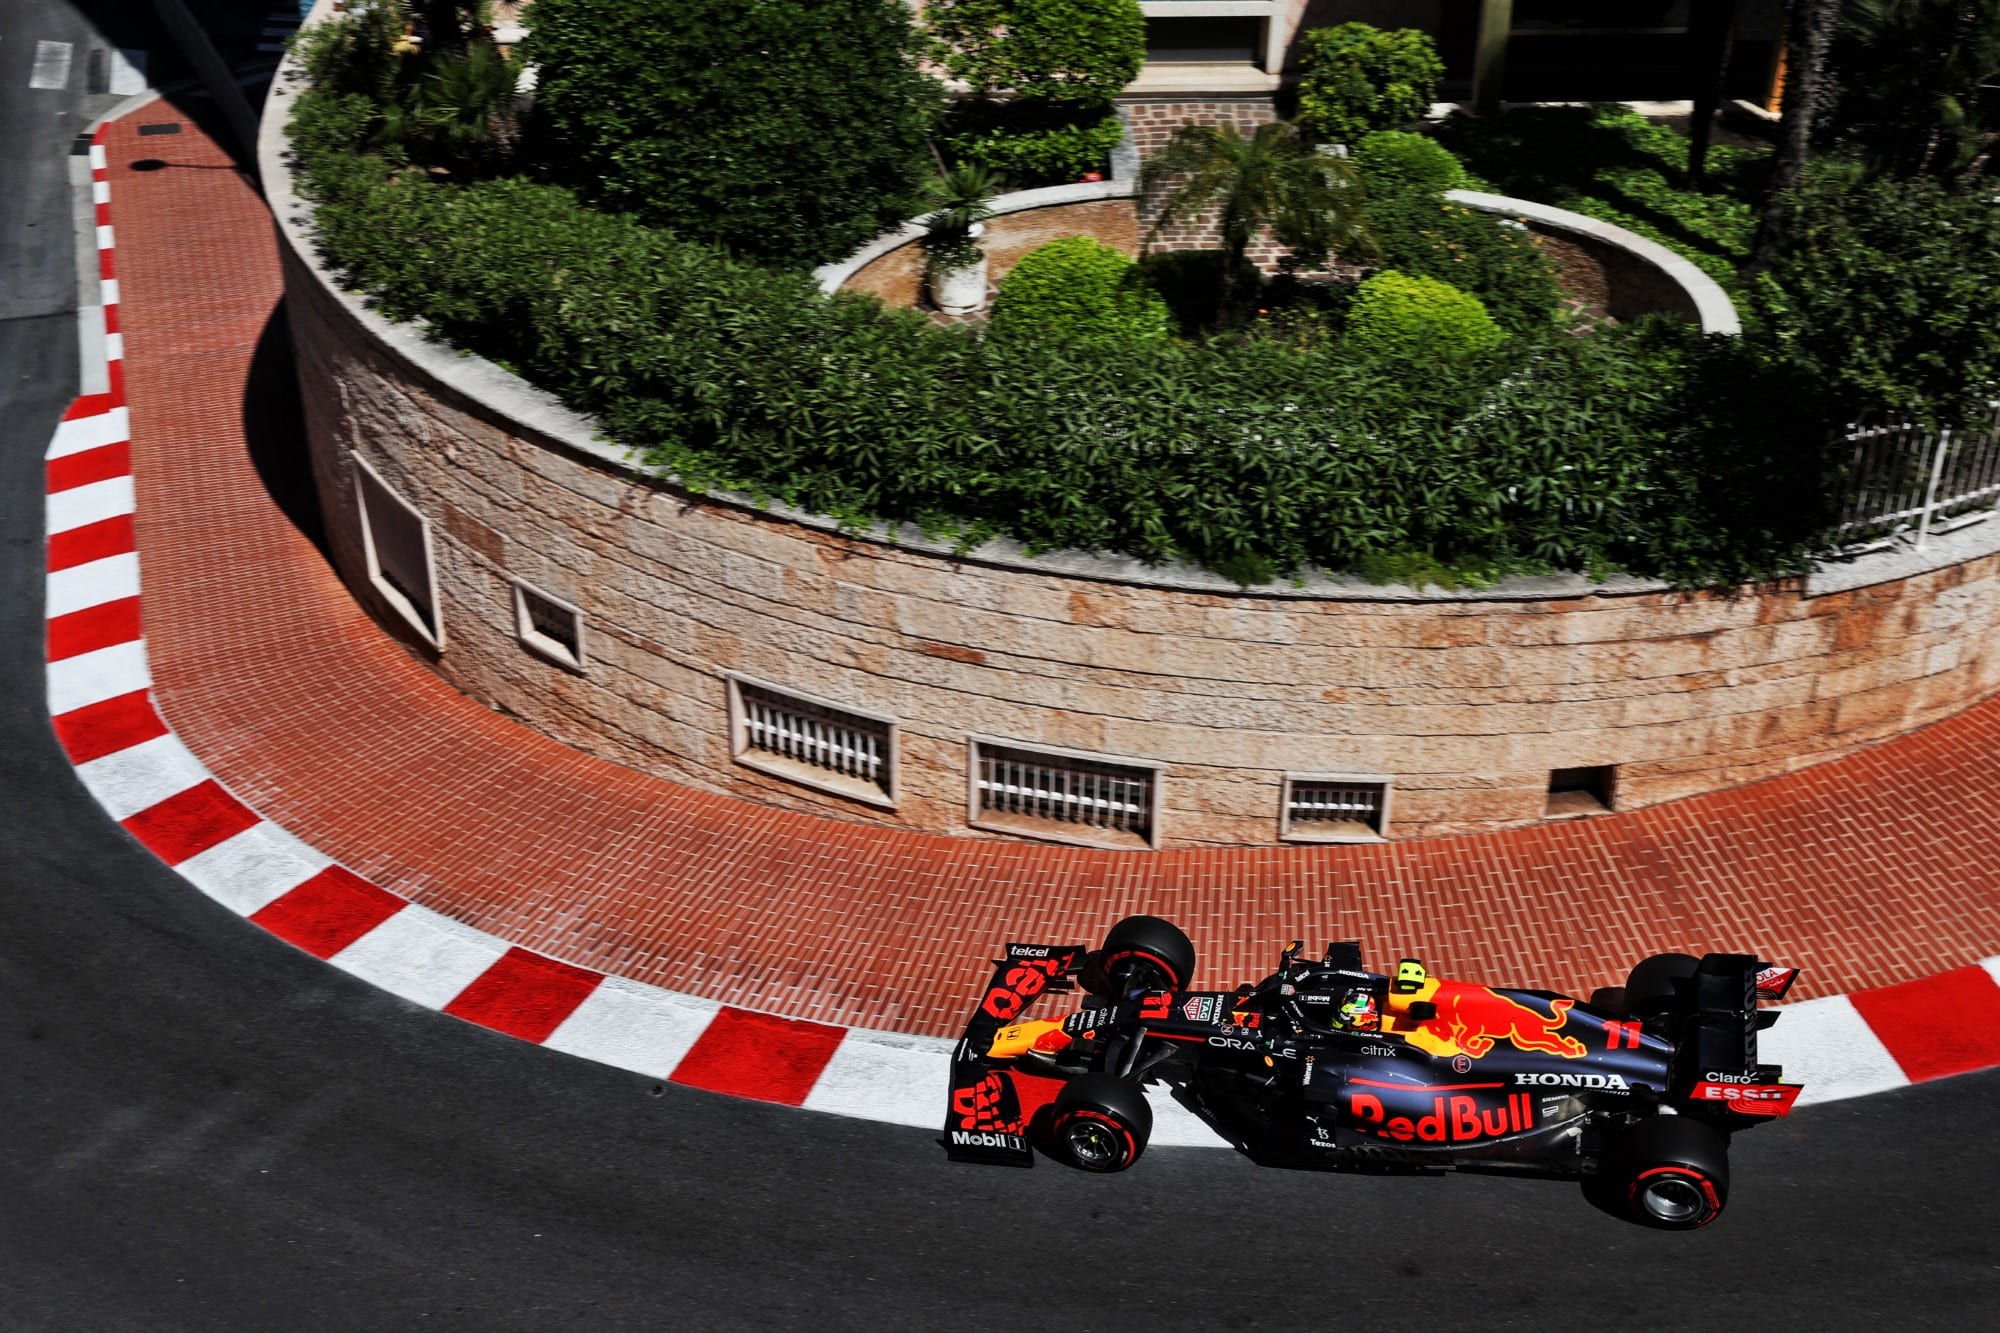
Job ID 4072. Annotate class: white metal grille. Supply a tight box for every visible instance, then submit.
[976,743,1155,840]
[1832,401,2000,549]
[1286,780,1384,833]
[738,683,891,796]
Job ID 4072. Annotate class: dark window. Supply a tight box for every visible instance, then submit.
[1144,17,1263,64]
[1546,765,1615,818]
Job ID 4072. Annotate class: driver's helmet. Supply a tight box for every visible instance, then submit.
[1338,987,1379,1031]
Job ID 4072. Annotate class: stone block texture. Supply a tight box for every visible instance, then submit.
[286,233,2000,849]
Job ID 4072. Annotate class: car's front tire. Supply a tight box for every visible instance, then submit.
[1050,1073,1153,1173]
[1082,915,1196,999]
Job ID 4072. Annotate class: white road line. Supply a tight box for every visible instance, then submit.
[1981,956,2000,989]
[801,1030,954,1127]
[47,474,135,534]
[178,822,333,916]
[75,306,109,397]
[92,179,109,205]
[101,278,118,305]
[329,906,511,1011]
[1146,1086,1232,1147]
[103,332,123,361]
[544,976,721,1076]
[89,143,105,170]
[47,406,128,460]
[95,223,113,250]
[46,550,140,618]
[47,639,151,715]
[31,40,74,91]
[1760,994,1911,1106]
[74,731,208,821]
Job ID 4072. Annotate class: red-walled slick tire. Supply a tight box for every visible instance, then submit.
[1599,1115,1731,1230]
[1082,916,1196,1000]
[1050,1074,1153,1173]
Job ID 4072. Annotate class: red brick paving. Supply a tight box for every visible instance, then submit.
[102,104,2000,1040]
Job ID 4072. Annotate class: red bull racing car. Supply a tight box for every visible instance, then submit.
[942,916,1803,1230]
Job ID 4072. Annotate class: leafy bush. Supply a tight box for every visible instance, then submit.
[988,238,1171,347]
[519,0,940,268]
[930,0,1143,186]
[1345,271,1506,360]
[1363,195,1562,334]
[939,99,1126,185]
[1830,0,2000,180]
[289,23,1840,588]
[1747,171,2000,427]
[1295,23,1445,146]
[1353,130,1467,196]
[1436,106,1763,284]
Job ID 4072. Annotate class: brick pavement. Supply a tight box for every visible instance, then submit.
[99,101,2000,1041]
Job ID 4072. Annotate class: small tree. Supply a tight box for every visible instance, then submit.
[522,0,942,268]
[1138,120,1371,322]
[1295,23,1445,146]
[928,0,1144,184]
[1749,0,1844,271]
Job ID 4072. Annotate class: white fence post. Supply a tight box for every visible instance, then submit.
[1915,427,1952,552]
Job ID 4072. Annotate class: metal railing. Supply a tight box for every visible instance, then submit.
[976,743,1154,841]
[1286,780,1385,833]
[1832,401,2000,550]
[739,684,890,795]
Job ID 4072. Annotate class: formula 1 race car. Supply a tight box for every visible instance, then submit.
[941,917,1803,1229]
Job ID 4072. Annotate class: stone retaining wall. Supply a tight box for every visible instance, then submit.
[267,51,2000,849]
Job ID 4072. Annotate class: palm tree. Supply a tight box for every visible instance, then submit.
[1749,0,1844,271]
[1138,120,1371,324]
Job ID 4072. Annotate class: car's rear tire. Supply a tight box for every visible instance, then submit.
[1624,953,1700,1018]
[1083,915,1196,999]
[1050,1073,1153,1173]
[1592,1115,1730,1230]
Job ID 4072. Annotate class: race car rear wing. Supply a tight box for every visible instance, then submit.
[942,942,1086,1167]
[1667,953,1803,1115]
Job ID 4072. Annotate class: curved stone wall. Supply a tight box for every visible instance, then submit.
[264,51,2000,848]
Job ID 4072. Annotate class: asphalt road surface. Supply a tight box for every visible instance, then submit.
[1,3,1995,1328]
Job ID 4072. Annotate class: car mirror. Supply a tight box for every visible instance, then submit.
[1406,1001,1437,1021]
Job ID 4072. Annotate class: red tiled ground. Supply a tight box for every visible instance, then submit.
[105,105,2000,1039]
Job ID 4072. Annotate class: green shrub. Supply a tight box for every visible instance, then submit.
[1747,171,2000,427]
[940,100,1125,185]
[519,0,940,268]
[989,238,1171,347]
[289,26,1839,589]
[1435,106,1763,285]
[1363,195,1562,334]
[1354,130,1466,196]
[930,0,1143,186]
[1295,23,1445,146]
[1345,271,1506,360]
[927,0,1143,102]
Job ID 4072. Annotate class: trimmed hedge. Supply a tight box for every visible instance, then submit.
[1353,130,1466,195]
[1346,272,1505,361]
[290,19,1839,588]
[988,238,1172,348]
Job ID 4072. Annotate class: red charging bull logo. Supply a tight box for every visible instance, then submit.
[1408,981,1588,1060]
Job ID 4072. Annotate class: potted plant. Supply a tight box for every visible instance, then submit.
[922,162,1003,315]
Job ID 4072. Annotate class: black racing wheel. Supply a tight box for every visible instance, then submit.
[1623,952,1701,1018]
[1082,915,1196,999]
[1589,1114,1731,1230]
[1049,1073,1154,1173]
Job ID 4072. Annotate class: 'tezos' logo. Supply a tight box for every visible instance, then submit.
[949,1130,1026,1152]
[1514,1072,1630,1090]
